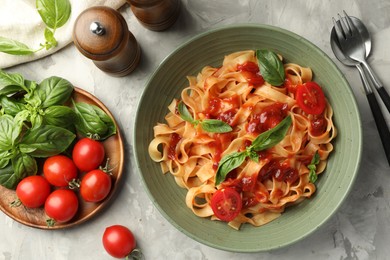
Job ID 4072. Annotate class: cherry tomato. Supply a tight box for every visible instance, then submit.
[15,175,51,208]
[72,138,105,172]
[210,187,242,222]
[80,169,112,202]
[102,225,137,259]
[44,189,79,224]
[43,155,78,187]
[296,81,326,115]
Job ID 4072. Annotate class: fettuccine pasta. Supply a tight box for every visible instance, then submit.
[148,50,336,230]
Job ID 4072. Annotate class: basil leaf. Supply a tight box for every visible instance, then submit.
[178,101,195,123]
[256,49,285,86]
[0,85,25,97]
[36,0,71,30]
[0,37,35,55]
[201,119,232,133]
[0,70,28,92]
[73,102,116,140]
[14,110,30,128]
[215,116,292,185]
[32,76,73,108]
[308,151,320,183]
[215,151,246,185]
[30,113,43,129]
[0,162,18,189]
[0,115,19,150]
[19,125,75,157]
[44,28,57,49]
[12,153,37,181]
[0,150,14,169]
[250,115,292,151]
[43,105,76,127]
[0,96,26,116]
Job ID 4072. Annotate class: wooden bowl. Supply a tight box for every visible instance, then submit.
[0,87,124,229]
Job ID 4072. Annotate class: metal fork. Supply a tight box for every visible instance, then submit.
[333,11,390,113]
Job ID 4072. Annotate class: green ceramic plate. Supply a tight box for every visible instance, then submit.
[134,24,362,252]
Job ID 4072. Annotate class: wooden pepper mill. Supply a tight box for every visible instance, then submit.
[127,0,181,31]
[73,6,141,77]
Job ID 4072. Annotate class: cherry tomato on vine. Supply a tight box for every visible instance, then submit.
[102,225,138,259]
[210,187,242,222]
[15,175,51,208]
[80,169,112,202]
[43,155,78,187]
[44,189,79,225]
[296,81,326,115]
[72,138,105,172]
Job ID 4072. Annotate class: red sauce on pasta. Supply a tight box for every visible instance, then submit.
[168,133,181,160]
[237,61,265,87]
[310,115,327,136]
[247,103,288,134]
[258,159,299,183]
[210,133,234,170]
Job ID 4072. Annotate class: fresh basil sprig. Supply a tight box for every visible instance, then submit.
[308,151,320,183]
[215,115,292,185]
[0,0,71,56]
[256,49,285,86]
[178,101,232,133]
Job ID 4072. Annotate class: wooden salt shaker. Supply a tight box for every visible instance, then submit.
[73,6,141,77]
[127,0,181,31]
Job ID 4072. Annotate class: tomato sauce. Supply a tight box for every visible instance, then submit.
[217,108,237,125]
[246,102,288,134]
[210,133,234,170]
[168,133,181,160]
[237,61,265,87]
[310,115,327,136]
[204,95,240,126]
[258,159,299,184]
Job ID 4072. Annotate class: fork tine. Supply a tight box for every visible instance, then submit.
[332,17,345,40]
[343,10,359,36]
[338,13,350,37]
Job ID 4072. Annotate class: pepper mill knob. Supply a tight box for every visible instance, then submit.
[73,6,141,77]
[127,0,181,31]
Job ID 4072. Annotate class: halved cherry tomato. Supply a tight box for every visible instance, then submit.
[43,155,78,187]
[44,189,79,225]
[15,175,51,208]
[102,225,137,259]
[72,138,105,172]
[80,169,112,202]
[210,187,242,222]
[296,81,326,115]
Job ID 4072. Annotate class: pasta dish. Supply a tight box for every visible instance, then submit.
[148,50,336,230]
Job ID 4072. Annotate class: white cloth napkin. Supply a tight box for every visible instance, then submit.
[0,0,127,69]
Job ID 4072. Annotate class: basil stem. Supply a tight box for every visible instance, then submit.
[308,151,320,183]
[256,49,285,86]
[177,101,232,133]
[215,115,292,185]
